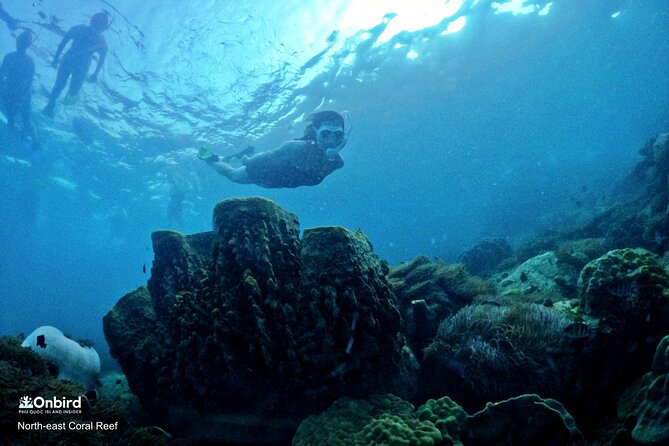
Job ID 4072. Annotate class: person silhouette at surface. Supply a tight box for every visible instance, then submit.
[198,110,349,188]
[43,12,109,117]
[1,30,39,149]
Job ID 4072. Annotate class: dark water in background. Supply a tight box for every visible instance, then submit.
[0,0,668,366]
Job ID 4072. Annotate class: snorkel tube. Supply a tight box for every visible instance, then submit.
[342,110,352,139]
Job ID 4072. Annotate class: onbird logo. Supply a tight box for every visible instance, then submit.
[19,396,33,409]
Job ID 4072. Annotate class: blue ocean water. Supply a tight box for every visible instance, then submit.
[0,0,668,366]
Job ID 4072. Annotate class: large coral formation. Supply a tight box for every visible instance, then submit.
[422,302,578,407]
[104,197,416,439]
[0,336,166,445]
[292,393,465,446]
[578,248,669,337]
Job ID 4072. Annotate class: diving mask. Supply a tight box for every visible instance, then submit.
[316,124,346,152]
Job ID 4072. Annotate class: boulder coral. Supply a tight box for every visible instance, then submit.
[21,325,100,388]
[103,197,417,438]
[578,248,669,335]
[292,393,466,446]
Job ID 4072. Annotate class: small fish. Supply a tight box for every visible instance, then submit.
[563,322,590,340]
[607,280,638,298]
[36,334,47,349]
[142,263,147,274]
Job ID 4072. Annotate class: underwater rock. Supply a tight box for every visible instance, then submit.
[618,335,669,446]
[462,393,582,446]
[388,256,495,359]
[458,237,513,277]
[581,134,669,254]
[513,134,669,263]
[104,197,416,440]
[497,251,576,302]
[21,325,100,388]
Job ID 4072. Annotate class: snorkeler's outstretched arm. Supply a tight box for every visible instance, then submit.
[52,26,79,67]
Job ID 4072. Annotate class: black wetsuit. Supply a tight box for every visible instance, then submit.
[0,50,34,128]
[243,140,344,188]
[55,25,106,96]
[44,24,107,116]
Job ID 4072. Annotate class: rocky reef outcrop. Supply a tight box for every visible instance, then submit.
[619,335,669,446]
[103,197,416,441]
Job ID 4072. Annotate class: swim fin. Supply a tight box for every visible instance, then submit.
[197,148,219,163]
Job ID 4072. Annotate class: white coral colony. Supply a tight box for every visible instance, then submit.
[21,325,100,388]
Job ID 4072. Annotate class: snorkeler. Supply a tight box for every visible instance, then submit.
[0,30,39,149]
[198,110,349,188]
[42,12,109,117]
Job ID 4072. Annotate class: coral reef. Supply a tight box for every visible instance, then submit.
[578,248,669,338]
[0,336,167,445]
[292,393,465,446]
[293,392,582,446]
[104,197,416,441]
[421,302,578,407]
[388,256,495,358]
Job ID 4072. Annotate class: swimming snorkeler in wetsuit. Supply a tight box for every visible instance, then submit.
[43,12,109,117]
[0,30,39,149]
[198,110,349,188]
